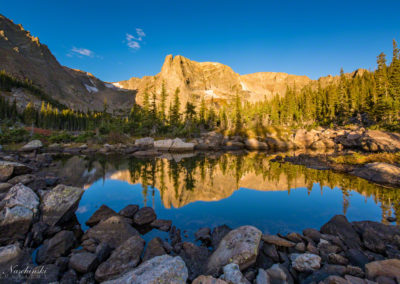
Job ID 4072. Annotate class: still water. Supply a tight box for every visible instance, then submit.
[51,152,399,241]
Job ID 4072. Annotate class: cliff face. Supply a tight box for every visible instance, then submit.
[0,14,133,112]
[116,55,313,108]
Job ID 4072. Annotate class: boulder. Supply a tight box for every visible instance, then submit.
[361,130,400,152]
[83,215,139,249]
[266,264,293,284]
[223,141,245,150]
[211,225,232,248]
[134,137,154,149]
[244,138,268,150]
[365,259,400,282]
[290,253,321,272]
[0,182,12,193]
[207,226,262,275]
[69,252,98,273]
[255,269,270,284]
[85,205,118,227]
[170,138,195,152]
[20,140,43,152]
[95,235,145,282]
[320,215,361,249]
[0,183,39,243]
[0,161,32,182]
[36,230,76,264]
[265,137,290,151]
[293,129,318,149]
[195,227,212,244]
[179,242,210,281]
[118,204,139,218]
[143,237,166,262]
[154,139,174,151]
[351,163,400,186]
[41,184,84,226]
[133,206,156,226]
[7,174,35,185]
[102,255,188,284]
[262,234,295,247]
[220,263,251,284]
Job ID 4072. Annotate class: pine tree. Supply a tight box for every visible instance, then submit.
[170,87,181,125]
[234,93,243,134]
[159,81,168,121]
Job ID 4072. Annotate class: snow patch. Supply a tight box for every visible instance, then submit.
[85,84,98,93]
[112,82,124,88]
[240,81,249,91]
[105,83,117,89]
[204,89,220,99]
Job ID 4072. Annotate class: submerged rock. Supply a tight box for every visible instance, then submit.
[207,225,262,275]
[102,255,188,284]
[41,184,84,226]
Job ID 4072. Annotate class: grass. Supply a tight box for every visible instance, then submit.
[330,152,400,165]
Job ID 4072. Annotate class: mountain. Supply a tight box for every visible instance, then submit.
[115,54,313,109]
[0,14,133,112]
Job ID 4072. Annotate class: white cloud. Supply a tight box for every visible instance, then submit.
[126,28,146,50]
[71,47,94,57]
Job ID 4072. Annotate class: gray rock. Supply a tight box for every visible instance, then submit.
[118,204,139,218]
[36,230,76,264]
[211,225,231,249]
[262,234,295,247]
[328,253,349,265]
[0,160,32,182]
[207,225,262,275]
[41,184,84,226]
[244,138,268,150]
[69,252,98,273]
[95,235,145,282]
[21,140,43,152]
[365,259,400,282]
[85,205,118,227]
[220,263,251,284]
[0,182,12,193]
[179,242,209,281]
[290,253,321,272]
[170,138,195,152]
[143,237,166,262]
[84,215,139,249]
[133,206,156,226]
[351,163,400,186]
[102,255,188,284]
[154,139,174,151]
[320,215,361,249]
[195,227,211,244]
[255,269,270,284]
[7,174,35,185]
[193,275,228,284]
[150,219,172,231]
[134,137,154,149]
[266,264,293,284]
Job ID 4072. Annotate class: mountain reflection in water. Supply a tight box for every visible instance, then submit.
[49,152,399,238]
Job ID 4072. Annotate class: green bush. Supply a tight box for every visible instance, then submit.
[0,127,29,144]
[48,131,74,143]
[74,131,95,143]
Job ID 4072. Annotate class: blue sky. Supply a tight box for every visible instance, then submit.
[2,0,400,82]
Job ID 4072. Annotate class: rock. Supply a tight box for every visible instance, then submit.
[7,174,35,185]
[134,137,154,149]
[154,139,174,151]
[192,275,228,284]
[346,249,369,268]
[132,149,161,157]
[386,216,397,222]
[150,219,172,231]
[0,183,39,243]
[262,234,295,247]
[170,225,182,247]
[36,230,76,264]
[244,138,268,150]
[0,182,12,193]
[69,252,98,273]
[60,269,78,284]
[84,216,139,249]
[303,228,322,242]
[143,237,166,262]
[170,138,195,152]
[344,275,368,284]
[41,184,84,227]
[365,259,400,282]
[95,242,112,263]
[179,242,209,281]
[95,235,145,282]
[295,242,306,252]
[195,227,211,244]
[293,129,318,149]
[328,253,349,265]
[352,221,400,251]
[266,264,293,284]
[285,232,303,243]
[211,225,231,249]
[20,140,43,152]
[220,263,251,284]
[118,204,139,218]
[0,160,32,182]
[223,141,245,150]
[351,163,400,186]
[320,215,361,249]
[102,255,188,284]
[290,253,321,272]
[361,130,400,152]
[322,275,348,284]
[265,137,290,151]
[207,226,262,275]
[133,206,156,225]
[255,269,270,284]
[262,243,279,262]
[81,238,98,252]
[0,244,30,269]
[346,265,365,278]
[85,205,118,227]
[79,272,95,284]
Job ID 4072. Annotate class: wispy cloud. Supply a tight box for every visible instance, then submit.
[126,28,146,50]
[68,47,94,58]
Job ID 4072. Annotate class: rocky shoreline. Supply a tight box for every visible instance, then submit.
[0,134,399,283]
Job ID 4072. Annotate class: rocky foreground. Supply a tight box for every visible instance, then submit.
[0,135,400,283]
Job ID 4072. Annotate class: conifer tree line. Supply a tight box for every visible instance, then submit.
[1,39,399,135]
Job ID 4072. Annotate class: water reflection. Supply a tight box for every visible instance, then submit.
[49,152,399,236]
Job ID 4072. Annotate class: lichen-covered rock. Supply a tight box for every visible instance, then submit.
[20,140,43,152]
[95,235,145,282]
[41,184,84,226]
[102,255,188,284]
[207,225,262,275]
[290,253,321,272]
